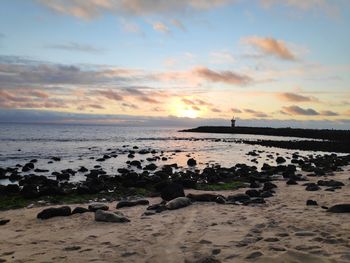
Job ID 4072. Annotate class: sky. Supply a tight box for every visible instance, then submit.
[0,0,349,128]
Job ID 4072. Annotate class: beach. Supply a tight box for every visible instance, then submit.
[1,168,349,263]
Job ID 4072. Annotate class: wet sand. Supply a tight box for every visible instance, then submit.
[0,168,349,263]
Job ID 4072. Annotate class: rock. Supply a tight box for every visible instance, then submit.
[295,231,316,237]
[34,168,49,173]
[249,181,260,188]
[88,203,109,212]
[22,163,34,172]
[116,199,149,209]
[276,156,286,164]
[187,193,224,203]
[37,206,71,220]
[187,158,197,166]
[0,219,10,225]
[51,157,61,162]
[95,210,130,223]
[245,189,260,197]
[286,179,298,185]
[5,184,20,194]
[186,256,221,263]
[212,249,221,255]
[306,200,318,206]
[264,237,279,242]
[56,173,70,181]
[246,251,263,259]
[305,183,320,191]
[227,193,250,203]
[21,184,39,198]
[78,166,88,173]
[327,204,350,213]
[130,160,142,168]
[263,182,277,191]
[165,197,191,210]
[160,182,185,201]
[71,207,90,214]
[144,163,157,171]
[317,180,344,187]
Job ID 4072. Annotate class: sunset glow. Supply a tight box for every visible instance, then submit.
[0,0,349,128]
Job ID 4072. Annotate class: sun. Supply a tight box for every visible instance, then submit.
[169,98,200,118]
[178,108,199,118]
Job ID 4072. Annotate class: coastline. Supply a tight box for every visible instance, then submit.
[1,168,349,263]
[180,126,350,153]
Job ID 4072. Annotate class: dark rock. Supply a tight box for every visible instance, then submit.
[187,158,197,166]
[5,184,20,194]
[276,157,286,164]
[144,163,157,171]
[34,168,49,173]
[227,193,250,203]
[95,210,130,223]
[56,173,70,181]
[249,181,260,188]
[51,157,61,162]
[21,184,39,198]
[22,163,34,172]
[263,182,277,191]
[327,204,350,213]
[305,183,321,191]
[187,193,224,202]
[78,166,88,173]
[116,199,149,209]
[88,203,109,212]
[37,206,71,219]
[71,207,90,214]
[160,183,185,201]
[0,219,10,225]
[246,251,263,259]
[317,180,344,187]
[306,200,318,206]
[286,179,298,185]
[245,189,260,197]
[130,160,142,168]
[96,158,106,162]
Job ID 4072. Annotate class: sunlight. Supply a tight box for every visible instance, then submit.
[178,108,199,118]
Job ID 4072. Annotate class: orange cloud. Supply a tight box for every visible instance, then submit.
[243,36,296,60]
[277,92,316,102]
[193,67,252,85]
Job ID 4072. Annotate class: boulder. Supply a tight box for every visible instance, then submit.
[327,204,350,213]
[72,207,90,214]
[306,200,318,206]
[160,183,185,201]
[165,197,192,210]
[0,219,10,225]
[37,206,71,220]
[116,199,149,209]
[187,158,197,166]
[187,193,224,203]
[95,210,130,223]
[305,183,320,191]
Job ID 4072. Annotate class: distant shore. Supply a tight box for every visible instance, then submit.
[181,126,350,153]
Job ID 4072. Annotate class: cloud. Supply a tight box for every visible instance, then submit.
[244,108,269,118]
[171,19,186,31]
[320,110,339,116]
[231,108,242,113]
[277,92,316,102]
[282,105,319,116]
[36,0,232,19]
[193,67,252,85]
[211,108,221,113]
[97,89,124,101]
[243,36,296,61]
[121,102,139,109]
[259,0,339,16]
[45,42,103,53]
[119,18,142,34]
[152,22,170,33]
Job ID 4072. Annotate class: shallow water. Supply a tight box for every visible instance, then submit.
[0,123,334,184]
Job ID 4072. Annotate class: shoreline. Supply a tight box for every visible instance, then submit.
[1,165,349,262]
[181,126,350,153]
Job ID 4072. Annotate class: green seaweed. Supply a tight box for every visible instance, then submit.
[195,181,246,191]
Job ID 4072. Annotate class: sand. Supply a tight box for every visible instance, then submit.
[0,169,349,263]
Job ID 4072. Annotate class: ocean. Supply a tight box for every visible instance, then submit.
[0,123,325,185]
